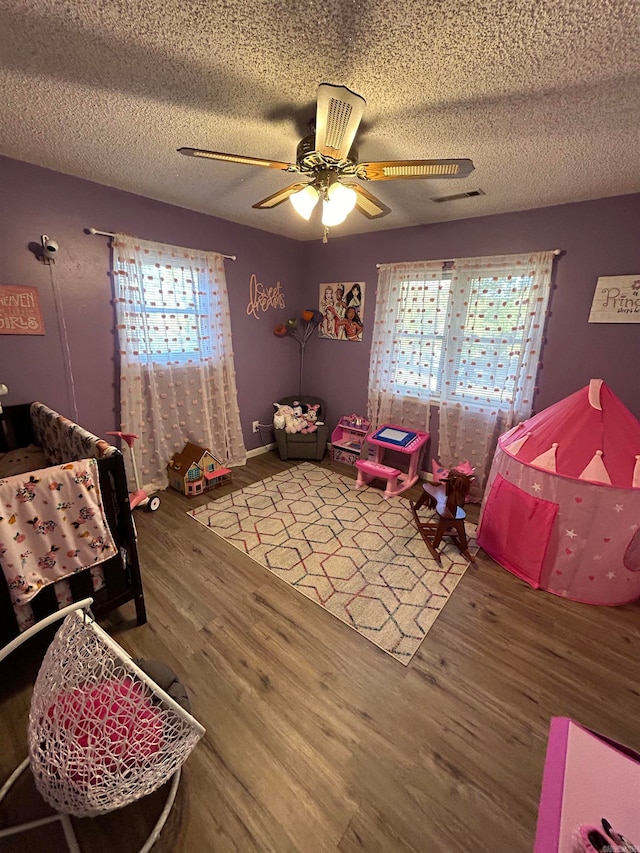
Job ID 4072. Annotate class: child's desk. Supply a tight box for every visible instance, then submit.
[355,425,430,498]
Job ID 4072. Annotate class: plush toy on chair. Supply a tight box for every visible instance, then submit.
[273,396,329,460]
[273,403,306,434]
[410,466,476,564]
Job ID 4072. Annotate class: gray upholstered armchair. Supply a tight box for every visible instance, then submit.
[274,395,329,461]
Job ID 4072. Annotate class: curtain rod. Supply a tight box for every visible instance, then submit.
[375,249,562,269]
[87,228,237,261]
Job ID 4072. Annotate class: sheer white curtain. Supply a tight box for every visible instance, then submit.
[368,259,449,432]
[112,234,246,492]
[368,252,555,496]
[439,252,554,493]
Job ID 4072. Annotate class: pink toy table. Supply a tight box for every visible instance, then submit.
[355,424,429,498]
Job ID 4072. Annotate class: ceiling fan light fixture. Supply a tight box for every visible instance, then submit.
[180,84,475,240]
[321,181,357,226]
[290,184,320,220]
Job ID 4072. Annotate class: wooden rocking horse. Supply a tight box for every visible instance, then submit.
[410,468,476,564]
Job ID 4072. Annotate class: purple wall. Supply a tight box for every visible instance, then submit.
[0,157,303,450]
[1,154,638,463]
[302,194,640,433]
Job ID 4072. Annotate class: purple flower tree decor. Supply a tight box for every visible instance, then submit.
[273,310,323,396]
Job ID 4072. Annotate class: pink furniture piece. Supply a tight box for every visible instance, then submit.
[535,717,640,852]
[355,424,429,498]
[478,379,640,605]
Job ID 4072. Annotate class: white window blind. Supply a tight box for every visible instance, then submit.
[384,266,545,405]
[392,276,451,395]
[128,259,213,364]
[446,270,538,404]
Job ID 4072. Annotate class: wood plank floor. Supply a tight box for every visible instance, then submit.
[2,451,640,852]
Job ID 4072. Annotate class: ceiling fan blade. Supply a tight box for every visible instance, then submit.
[314,84,366,161]
[252,182,312,210]
[342,182,391,219]
[178,147,297,172]
[356,158,475,181]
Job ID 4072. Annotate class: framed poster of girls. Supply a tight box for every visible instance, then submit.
[318,282,365,341]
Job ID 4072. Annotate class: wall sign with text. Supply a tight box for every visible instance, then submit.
[0,285,46,335]
[246,273,286,319]
[588,275,640,323]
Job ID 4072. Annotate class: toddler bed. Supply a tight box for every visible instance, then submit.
[0,402,146,644]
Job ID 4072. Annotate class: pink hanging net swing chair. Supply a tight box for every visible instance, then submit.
[477,379,640,605]
[0,599,205,851]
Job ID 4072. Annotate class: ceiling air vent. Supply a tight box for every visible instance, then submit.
[431,189,485,203]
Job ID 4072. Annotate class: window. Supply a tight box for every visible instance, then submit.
[391,276,451,395]
[386,265,543,406]
[133,261,212,364]
[450,270,538,404]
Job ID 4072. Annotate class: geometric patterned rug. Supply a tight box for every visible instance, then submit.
[187,463,476,665]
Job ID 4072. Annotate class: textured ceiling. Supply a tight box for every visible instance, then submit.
[1,0,639,241]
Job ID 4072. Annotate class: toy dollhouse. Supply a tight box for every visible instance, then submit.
[167,442,231,497]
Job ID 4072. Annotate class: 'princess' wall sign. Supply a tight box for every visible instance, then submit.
[588,275,640,323]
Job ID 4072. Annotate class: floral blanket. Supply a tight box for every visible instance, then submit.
[30,401,116,464]
[0,459,117,606]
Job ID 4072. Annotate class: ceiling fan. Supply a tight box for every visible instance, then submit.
[178,83,475,239]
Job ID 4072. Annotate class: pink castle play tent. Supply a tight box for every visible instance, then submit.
[477,379,640,605]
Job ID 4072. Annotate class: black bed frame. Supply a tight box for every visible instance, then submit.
[0,404,147,645]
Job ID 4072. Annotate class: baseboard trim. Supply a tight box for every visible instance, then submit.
[246,444,433,470]
[246,442,277,459]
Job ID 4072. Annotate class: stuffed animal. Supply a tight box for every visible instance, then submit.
[305,403,320,424]
[273,403,305,434]
[292,401,304,418]
[285,411,306,433]
[273,402,289,430]
[299,402,320,433]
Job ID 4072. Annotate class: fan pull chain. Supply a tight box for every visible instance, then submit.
[323,226,329,244]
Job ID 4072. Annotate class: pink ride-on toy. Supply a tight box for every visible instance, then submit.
[106,431,161,512]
